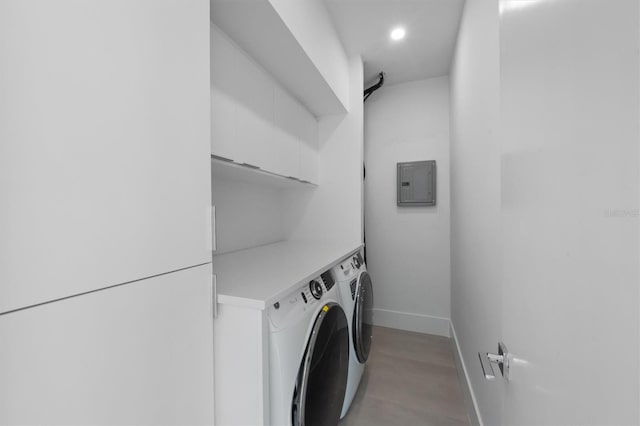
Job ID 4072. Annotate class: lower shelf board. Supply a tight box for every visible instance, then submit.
[211,155,317,188]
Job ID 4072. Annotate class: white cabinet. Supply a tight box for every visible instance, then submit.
[210,23,239,163]
[0,264,214,425]
[210,0,349,116]
[274,85,319,183]
[0,0,212,314]
[234,45,276,169]
[214,304,269,426]
[274,85,303,179]
[210,24,319,184]
[298,108,320,185]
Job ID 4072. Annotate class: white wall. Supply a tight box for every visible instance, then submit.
[449,0,502,424]
[363,77,451,337]
[283,56,364,246]
[211,178,285,254]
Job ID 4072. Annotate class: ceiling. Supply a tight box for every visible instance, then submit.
[324,0,465,87]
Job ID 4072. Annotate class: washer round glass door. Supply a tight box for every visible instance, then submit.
[292,303,349,426]
[353,271,374,363]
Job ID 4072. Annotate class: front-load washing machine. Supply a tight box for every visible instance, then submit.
[268,270,349,426]
[333,249,374,418]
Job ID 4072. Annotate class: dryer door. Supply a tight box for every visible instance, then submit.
[292,303,349,426]
[353,271,374,363]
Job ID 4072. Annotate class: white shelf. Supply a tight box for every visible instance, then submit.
[213,240,362,310]
[211,156,317,189]
[210,0,347,116]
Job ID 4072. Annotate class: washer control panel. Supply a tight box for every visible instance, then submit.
[320,270,336,291]
[267,270,334,331]
[309,279,323,300]
[268,283,317,331]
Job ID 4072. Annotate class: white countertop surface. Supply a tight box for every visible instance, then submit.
[213,240,362,310]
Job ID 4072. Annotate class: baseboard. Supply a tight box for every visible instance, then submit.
[371,308,450,337]
[449,322,483,426]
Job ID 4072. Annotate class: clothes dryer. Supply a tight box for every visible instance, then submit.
[332,249,374,418]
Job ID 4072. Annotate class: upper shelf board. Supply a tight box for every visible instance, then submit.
[210,0,348,116]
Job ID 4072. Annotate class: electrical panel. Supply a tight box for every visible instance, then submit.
[397,160,436,206]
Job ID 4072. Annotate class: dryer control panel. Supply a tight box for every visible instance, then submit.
[335,251,365,281]
[349,278,358,300]
[353,252,364,269]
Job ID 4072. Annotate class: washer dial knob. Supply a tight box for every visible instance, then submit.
[309,280,323,300]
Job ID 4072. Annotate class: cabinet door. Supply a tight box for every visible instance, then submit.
[211,24,239,162]
[299,110,319,184]
[234,47,275,169]
[273,86,302,178]
[499,1,639,424]
[211,24,275,169]
[0,1,211,314]
[0,264,214,425]
[210,24,320,183]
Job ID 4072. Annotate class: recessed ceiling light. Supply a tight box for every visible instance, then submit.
[390,27,406,41]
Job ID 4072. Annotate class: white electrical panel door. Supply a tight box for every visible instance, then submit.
[0,0,212,314]
[0,264,214,425]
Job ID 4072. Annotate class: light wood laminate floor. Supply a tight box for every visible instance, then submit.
[339,326,471,426]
